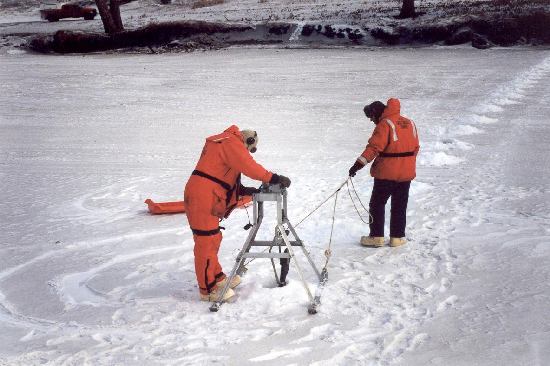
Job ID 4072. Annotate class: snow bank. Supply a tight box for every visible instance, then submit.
[2,0,550,54]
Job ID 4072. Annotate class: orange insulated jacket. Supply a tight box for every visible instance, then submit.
[359,98,420,182]
[186,125,273,218]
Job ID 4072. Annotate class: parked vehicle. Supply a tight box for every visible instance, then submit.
[40,4,97,22]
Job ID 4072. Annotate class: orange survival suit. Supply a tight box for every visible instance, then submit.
[358,98,420,180]
[184,125,274,296]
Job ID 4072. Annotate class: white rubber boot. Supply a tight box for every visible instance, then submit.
[389,237,406,247]
[216,274,241,289]
[200,286,236,302]
[360,236,385,247]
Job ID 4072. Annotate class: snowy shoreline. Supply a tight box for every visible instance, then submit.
[19,13,550,54]
[1,0,550,54]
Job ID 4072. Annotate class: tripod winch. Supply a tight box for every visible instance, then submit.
[209,183,326,314]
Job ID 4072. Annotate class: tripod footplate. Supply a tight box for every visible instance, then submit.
[308,268,329,315]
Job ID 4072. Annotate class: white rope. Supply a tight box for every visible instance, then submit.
[294,178,349,228]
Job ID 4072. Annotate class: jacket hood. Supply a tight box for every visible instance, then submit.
[206,124,242,143]
[380,98,400,120]
[225,125,242,140]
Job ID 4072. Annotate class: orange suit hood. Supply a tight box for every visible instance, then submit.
[206,124,243,144]
[380,98,401,121]
[197,124,272,184]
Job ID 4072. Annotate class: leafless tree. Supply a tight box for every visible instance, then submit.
[399,0,416,19]
[95,0,135,34]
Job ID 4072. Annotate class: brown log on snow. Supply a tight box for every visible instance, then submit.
[47,21,253,53]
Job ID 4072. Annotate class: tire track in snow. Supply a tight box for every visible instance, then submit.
[398,53,550,365]
[54,244,184,309]
[1,233,193,365]
[48,176,155,226]
[0,250,59,331]
[419,54,550,169]
[0,226,186,331]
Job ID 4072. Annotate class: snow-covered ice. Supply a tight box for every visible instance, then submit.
[1,47,549,365]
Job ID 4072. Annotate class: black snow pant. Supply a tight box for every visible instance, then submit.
[369,179,411,238]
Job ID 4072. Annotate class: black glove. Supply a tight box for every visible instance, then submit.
[240,186,260,196]
[270,174,291,188]
[348,161,365,177]
[279,175,291,188]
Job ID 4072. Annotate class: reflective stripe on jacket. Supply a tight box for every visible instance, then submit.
[359,98,420,182]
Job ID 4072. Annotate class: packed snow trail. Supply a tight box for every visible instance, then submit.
[399,53,550,366]
[1,48,549,365]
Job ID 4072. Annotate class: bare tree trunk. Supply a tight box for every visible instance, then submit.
[109,0,124,32]
[399,0,416,18]
[95,0,123,34]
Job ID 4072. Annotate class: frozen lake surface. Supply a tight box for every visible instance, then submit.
[1,47,549,365]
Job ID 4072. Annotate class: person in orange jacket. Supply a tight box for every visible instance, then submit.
[348,98,419,247]
[184,125,291,302]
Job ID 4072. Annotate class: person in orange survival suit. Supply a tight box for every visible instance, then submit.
[348,98,420,248]
[184,125,291,302]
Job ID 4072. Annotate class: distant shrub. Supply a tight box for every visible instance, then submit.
[192,0,224,9]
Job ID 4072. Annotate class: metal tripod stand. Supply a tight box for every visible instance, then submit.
[209,183,327,314]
